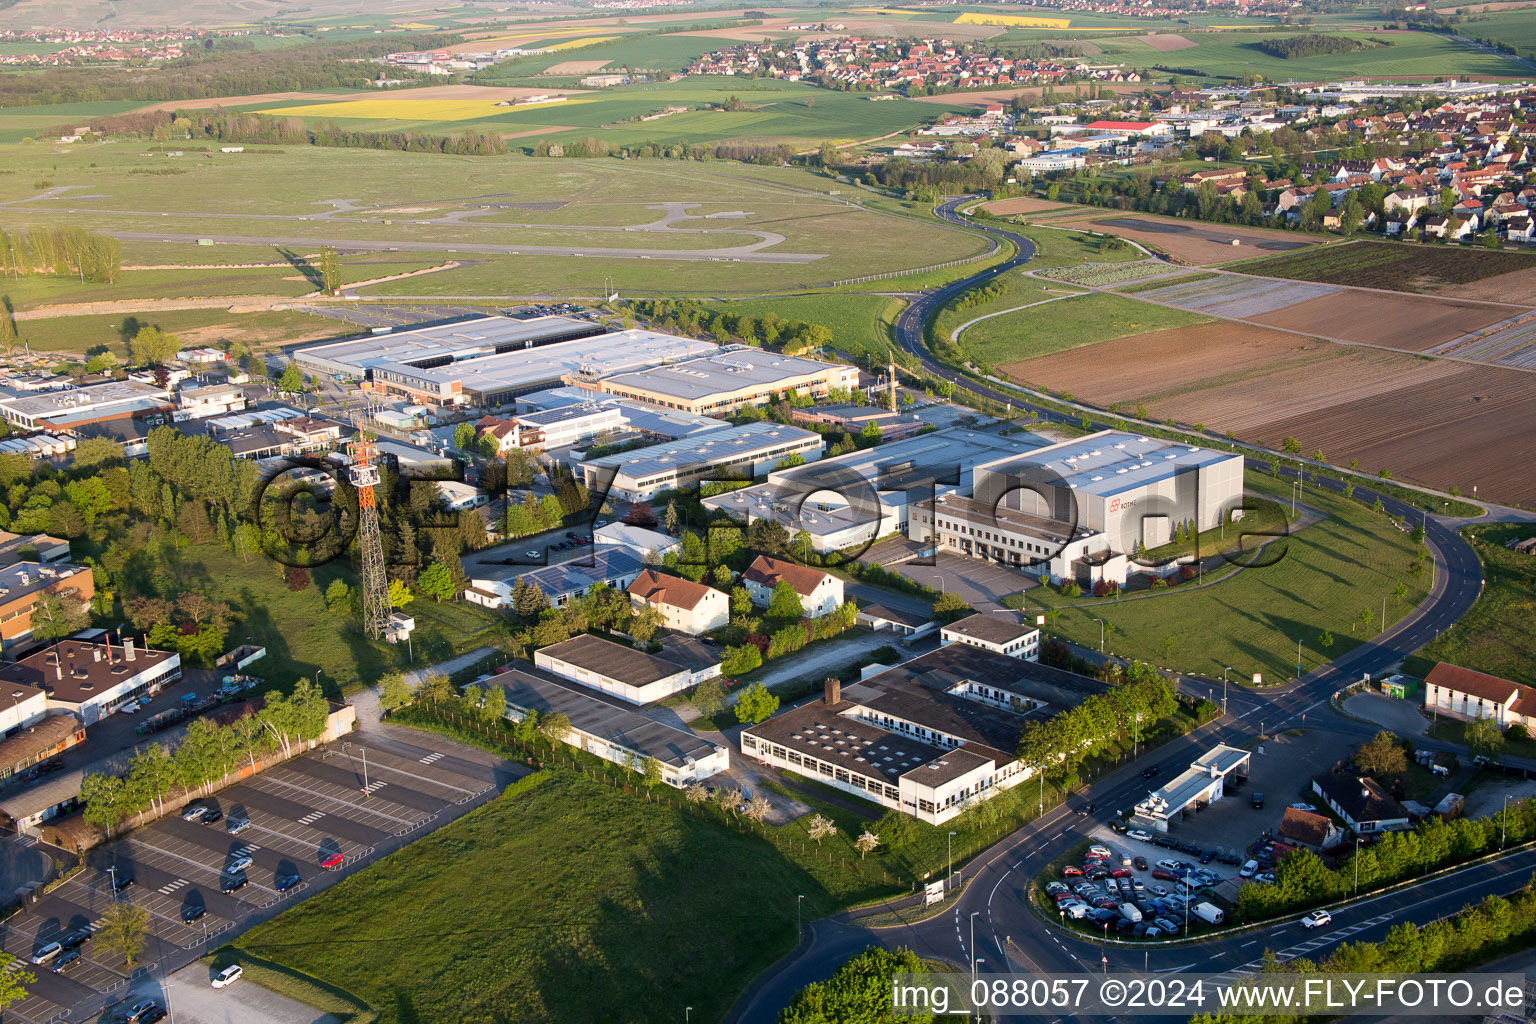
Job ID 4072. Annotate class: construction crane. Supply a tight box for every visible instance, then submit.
[347,438,391,640]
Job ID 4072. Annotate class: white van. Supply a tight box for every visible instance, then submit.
[30,942,61,965]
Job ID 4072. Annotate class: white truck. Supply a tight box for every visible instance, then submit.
[1192,902,1224,925]
[1119,903,1142,923]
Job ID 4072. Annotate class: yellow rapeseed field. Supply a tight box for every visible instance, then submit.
[954,12,1072,28]
[546,36,620,51]
[263,97,583,122]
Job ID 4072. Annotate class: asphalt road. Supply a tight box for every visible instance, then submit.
[727,196,1503,1023]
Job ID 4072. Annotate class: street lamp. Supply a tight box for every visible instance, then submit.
[1222,667,1232,714]
[796,894,804,939]
[1091,617,1105,652]
[686,1008,693,1023]
[948,831,957,888]
[970,912,980,979]
[1502,794,1511,848]
[1353,836,1362,895]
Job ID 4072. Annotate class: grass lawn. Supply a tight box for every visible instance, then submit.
[1017,223,1149,269]
[16,308,343,358]
[706,293,903,363]
[1427,719,1536,761]
[170,544,505,694]
[232,769,870,1024]
[1027,473,1432,685]
[931,267,1069,344]
[958,291,1210,366]
[1407,522,1536,687]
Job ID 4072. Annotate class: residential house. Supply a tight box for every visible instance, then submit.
[626,569,729,635]
[1277,806,1344,852]
[741,555,845,618]
[1311,774,1412,834]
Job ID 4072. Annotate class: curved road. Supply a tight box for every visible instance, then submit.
[728,197,1498,1022]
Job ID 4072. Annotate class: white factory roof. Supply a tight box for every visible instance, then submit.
[584,422,820,480]
[596,347,850,402]
[0,380,169,419]
[294,314,599,372]
[977,430,1239,499]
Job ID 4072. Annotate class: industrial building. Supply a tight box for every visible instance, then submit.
[940,612,1040,661]
[700,425,1042,553]
[910,430,1245,586]
[464,548,648,610]
[292,314,714,409]
[0,638,181,726]
[580,422,823,503]
[516,387,726,444]
[0,562,95,652]
[0,381,173,432]
[740,646,1102,825]
[586,347,861,414]
[533,633,720,705]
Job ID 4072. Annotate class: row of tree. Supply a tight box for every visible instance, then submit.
[624,297,835,355]
[0,227,122,283]
[79,680,332,836]
[1234,788,1536,922]
[1016,665,1181,784]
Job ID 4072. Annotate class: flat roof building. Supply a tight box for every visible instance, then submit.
[741,646,1103,825]
[0,638,181,726]
[1132,744,1251,833]
[580,422,823,503]
[464,548,648,610]
[0,381,173,432]
[482,664,728,786]
[0,562,95,652]
[293,315,714,409]
[533,633,720,705]
[587,347,860,415]
[940,612,1040,661]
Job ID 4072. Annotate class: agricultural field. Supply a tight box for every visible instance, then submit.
[14,308,343,357]
[1131,274,1343,318]
[0,145,989,295]
[964,290,1210,365]
[999,320,1536,506]
[1237,240,1536,301]
[1033,259,1182,287]
[1087,215,1320,265]
[0,0,506,29]
[1030,473,1433,686]
[233,769,873,1024]
[1251,287,1516,351]
[1089,27,1529,79]
[1409,522,1536,687]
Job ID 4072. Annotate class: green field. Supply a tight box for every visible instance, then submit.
[0,146,989,295]
[708,293,905,362]
[13,308,343,357]
[232,769,861,1024]
[958,291,1209,366]
[1090,27,1530,80]
[1453,11,1536,53]
[1407,522,1536,687]
[1029,473,1432,685]
[1236,240,1536,294]
[164,544,503,693]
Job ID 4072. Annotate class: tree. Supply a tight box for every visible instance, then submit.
[277,362,304,394]
[29,591,88,643]
[1356,731,1408,779]
[766,580,804,623]
[664,497,679,535]
[777,946,931,1024]
[537,711,570,749]
[320,245,341,294]
[454,421,477,452]
[629,602,664,646]
[482,686,506,724]
[379,672,412,712]
[96,901,150,967]
[1466,717,1506,758]
[0,953,34,1014]
[417,672,454,703]
[387,579,414,609]
[417,561,456,603]
[1319,629,1334,650]
[806,813,838,846]
[641,756,664,789]
[735,682,779,724]
[128,325,179,367]
[931,591,972,624]
[324,579,351,614]
[743,793,772,823]
[692,678,726,718]
[720,643,762,676]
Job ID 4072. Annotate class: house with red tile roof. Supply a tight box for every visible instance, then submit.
[627,569,728,635]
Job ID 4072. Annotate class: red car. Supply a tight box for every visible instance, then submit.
[1151,867,1177,881]
[1111,868,1133,878]
[320,852,345,870]
[1061,866,1082,877]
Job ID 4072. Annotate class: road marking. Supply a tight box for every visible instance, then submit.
[157,879,188,895]
[297,811,326,826]
[1239,940,1258,948]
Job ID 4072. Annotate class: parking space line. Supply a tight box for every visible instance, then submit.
[250,771,426,828]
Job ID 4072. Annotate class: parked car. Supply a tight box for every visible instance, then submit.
[220,872,248,894]
[1108,821,1128,834]
[126,1002,160,1024]
[1111,867,1132,878]
[320,851,345,870]
[1252,792,1265,809]
[1199,850,1216,864]
[1154,916,1181,935]
[1133,856,1149,871]
[1127,829,1154,843]
[182,904,206,924]
[140,1010,167,1024]
[1088,845,1112,858]
[119,702,140,714]
[1061,866,1082,877]
[52,949,80,973]
[1254,872,1276,885]
[1289,802,1317,812]
[212,965,244,989]
[1302,910,1333,929]
[30,942,61,965]
[111,872,134,895]
[1240,860,1259,879]
[181,804,208,822]
[226,815,250,834]
[1045,882,1070,896]
[1131,880,1146,894]
[1156,859,1182,872]
[1152,868,1177,881]
[203,808,223,824]
[226,854,253,873]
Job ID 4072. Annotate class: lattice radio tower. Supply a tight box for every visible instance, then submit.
[347,439,391,639]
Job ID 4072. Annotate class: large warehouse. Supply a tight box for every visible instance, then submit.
[909,430,1244,585]
[581,422,823,503]
[586,347,861,414]
[292,314,715,409]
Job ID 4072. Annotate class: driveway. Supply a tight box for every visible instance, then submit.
[895,552,1035,612]
[1342,692,1429,737]
[122,968,344,1024]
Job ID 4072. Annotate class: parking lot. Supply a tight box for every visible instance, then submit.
[0,730,518,1024]
[894,551,1036,612]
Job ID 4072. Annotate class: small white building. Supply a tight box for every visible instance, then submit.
[436,481,490,511]
[741,555,844,618]
[533,633,720,705]
[1131,744,1251,833]
[940,612,1040,661]
[175,384,246,421]
[626,569,729,635]
[594,522,681,561]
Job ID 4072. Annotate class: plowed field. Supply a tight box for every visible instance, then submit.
[1251,289,1513,351]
